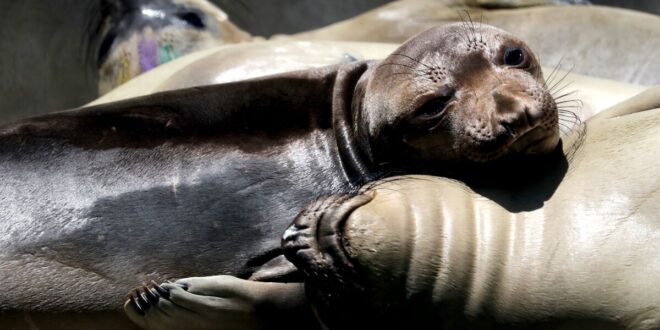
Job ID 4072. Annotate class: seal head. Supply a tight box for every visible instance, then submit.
[93,0,251,94]
[357,22,558,170]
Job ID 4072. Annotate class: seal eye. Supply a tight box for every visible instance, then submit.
[414,95,452,121]
[503,47,525,66]
[178,12,205,29]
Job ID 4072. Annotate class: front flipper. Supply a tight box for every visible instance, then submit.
[124,276,316,330]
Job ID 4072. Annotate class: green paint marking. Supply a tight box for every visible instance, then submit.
[158,43,179,64]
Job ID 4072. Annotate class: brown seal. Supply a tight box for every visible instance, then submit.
[122,22,561,330]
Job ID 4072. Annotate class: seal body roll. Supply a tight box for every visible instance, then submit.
[285,92,660,329]
[0,23,562,328]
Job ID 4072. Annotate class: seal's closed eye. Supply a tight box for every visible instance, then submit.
[414,96,451,120]
[411,86,455,127]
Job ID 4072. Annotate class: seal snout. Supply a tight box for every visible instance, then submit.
[492,89,537,135]
[282,194,373,272]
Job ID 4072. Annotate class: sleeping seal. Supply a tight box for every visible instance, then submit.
[281,87,660,329]
[0,23,558,329]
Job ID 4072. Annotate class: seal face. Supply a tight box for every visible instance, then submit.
[93,0,251,94]
[360,23,559,167]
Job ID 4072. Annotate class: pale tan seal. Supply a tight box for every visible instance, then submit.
[290,1,660,85]
[122,86,660,329]
[284,85,660,329]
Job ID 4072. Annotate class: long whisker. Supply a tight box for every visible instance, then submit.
[389,53,433,70]
[551,81,576,97]
[548,64,574,92]
[457,10,474,44]
[544,55,565,87]
[465,10,477,42]
[556,99,583,106]
[478,13,484,43]
[553,90,580,101]
[383,72,415,80]
[379,62,420,71]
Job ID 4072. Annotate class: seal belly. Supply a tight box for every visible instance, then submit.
[0,130,346,311]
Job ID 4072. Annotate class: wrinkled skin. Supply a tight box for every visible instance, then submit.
[285,86,660,329]
[123,23,561,329]
[0,23,559,329]
[127,86,660,329]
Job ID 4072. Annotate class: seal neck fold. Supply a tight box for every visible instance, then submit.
[332,61,374,187]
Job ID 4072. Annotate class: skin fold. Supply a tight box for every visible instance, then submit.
[285,86,660,329]
[125,85,660,329]
[122,23,565,329]
[0,23,560,329]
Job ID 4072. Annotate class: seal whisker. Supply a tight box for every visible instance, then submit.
[558,116,581,129]
[557,100,582,107]
[389,53,433,70]
[558,119,579,127]
[477,12,485,43]
[550,81,576,97]
[383,72,415,80]
[553,90,580,101]
[555,99,583,106]
[547,67,570,91]
[457,10,475,44]
[465,10,478,42]
[544,55,566,87]
[548,65,575,93]
[558,106,582,112]
[379,61,420,71]
[558,107,582,113]
[558,116,578,122]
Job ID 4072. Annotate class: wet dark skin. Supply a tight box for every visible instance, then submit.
[120,23,560,330]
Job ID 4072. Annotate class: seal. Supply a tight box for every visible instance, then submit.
[293,0,660,85]
[120,22,563,330]
[123,86,660,329]
[281,86,660,329]
[89,39,645,123]
[0,23,558,329]
[92,0,251,94]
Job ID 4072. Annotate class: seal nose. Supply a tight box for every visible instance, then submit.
[491,89,536,137]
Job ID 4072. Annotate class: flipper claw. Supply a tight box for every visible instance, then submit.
[151,280,170,299]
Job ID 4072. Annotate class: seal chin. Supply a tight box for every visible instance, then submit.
[510,126,560,155]
[465,125,558,162]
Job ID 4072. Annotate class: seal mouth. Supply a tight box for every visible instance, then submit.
[282,196,356,274]
[511,125,558,155]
